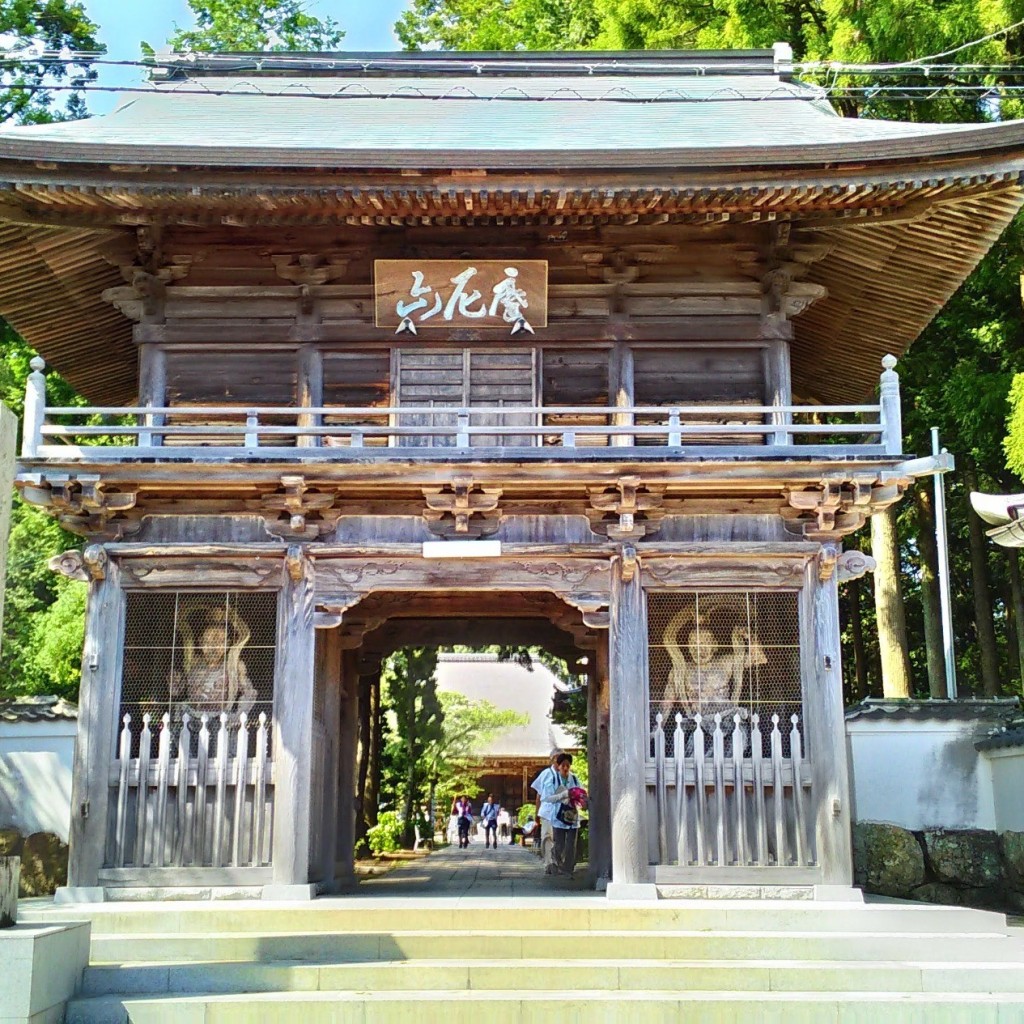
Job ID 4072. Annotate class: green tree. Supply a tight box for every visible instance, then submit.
[166,0,345,52]
[0,0,102,125]
[424,690,527,818]
[380,647,443,846]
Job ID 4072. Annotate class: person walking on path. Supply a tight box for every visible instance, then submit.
[530,749,563,873]
[454,795,474,849]
[497,806,511,841]
[534,752,584,877]
[480,794,500,848]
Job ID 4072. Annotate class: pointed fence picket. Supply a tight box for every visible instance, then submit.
[649,710,814,871]
[107,710,274,869]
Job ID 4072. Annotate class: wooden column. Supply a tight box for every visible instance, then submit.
[587,640,612,886]
[335,648,360,888]
[764,340,792,447]
[315,627,342,887]
[802,559,853,887]
[609,343,635,447]
[608,551,652,893]
[269,554,316,895]
[137,344,166,448]
[66,559,125,894]
[297,345,323,448]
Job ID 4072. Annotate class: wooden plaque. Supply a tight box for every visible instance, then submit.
[375,259,547,329]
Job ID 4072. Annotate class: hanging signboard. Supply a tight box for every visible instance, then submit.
[374,259,548,330]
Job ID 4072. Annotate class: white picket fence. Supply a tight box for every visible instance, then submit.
[650,711,814,869]
[109,711,274,869]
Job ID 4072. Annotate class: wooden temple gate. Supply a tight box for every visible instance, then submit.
[3,47,1010,898]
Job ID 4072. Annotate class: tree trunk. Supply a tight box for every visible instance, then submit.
[846,576,869,702]
[365,672,382,830]
[871,506,913,697]
[963,459,1002,697]
[913,486,947,699]
[355,672,373,846]
[1008,551,1024,696]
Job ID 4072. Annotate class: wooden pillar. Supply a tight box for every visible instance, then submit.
[335,649,360,887]
[315,627,342,887]
[137,345,166,448]
[609,343,635,447]
[764,340,792,447]
[297,345,323,448]
[355,669,374,846]
[587,641,612,886]
[268,554,316,896]
[65,558,125,895]
[803,558,853,888]
[608,551,652,894]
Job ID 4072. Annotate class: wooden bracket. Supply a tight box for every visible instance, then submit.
[587,476,664,541]
[27,474,138,539]
[285,544,306,582]
[562,592,610,630]
[783,474,902,540]
[270,253,350,286]
[619,544,638,582]
[252,475,339,539]
[818,544,839,582]
[48,544,108,582]
[422,475,503,538]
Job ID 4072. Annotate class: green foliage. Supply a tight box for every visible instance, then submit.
[517,803,536,825]
[0,0,102,125]
[426,690,528,809]
[166,0,345,52]
[366,810,403,855]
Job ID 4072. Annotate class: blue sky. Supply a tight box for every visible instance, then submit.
[82,1,410,114]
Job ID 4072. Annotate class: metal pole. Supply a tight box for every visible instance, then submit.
[932,427,958,699]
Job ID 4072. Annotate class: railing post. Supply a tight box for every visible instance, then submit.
[21,356,46,458]
[245,411,259,448]
[879,354,903,456]
[456,410,470,448]
[668,409,682,448]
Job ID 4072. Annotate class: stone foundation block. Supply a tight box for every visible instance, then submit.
[0,921,90,1024]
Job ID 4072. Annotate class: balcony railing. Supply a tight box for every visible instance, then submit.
[19,356,904,462]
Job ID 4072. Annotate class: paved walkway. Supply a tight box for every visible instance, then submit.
[356,835,593,897]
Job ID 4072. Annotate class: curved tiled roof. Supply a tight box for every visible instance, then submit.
[0,694,78,723]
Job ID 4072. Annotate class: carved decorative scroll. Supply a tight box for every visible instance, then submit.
[316,556,611,601]
[588,477,664,541]
[48,546,107,582]
[422,476,503,538]
[643,556,807,590]
[120,558,280,589]
[271,254,350,286]
[837,550,877,583]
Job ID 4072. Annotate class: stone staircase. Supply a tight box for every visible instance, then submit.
[22,897,1024,1022]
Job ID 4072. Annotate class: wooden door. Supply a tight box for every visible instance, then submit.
[394,348,537,447]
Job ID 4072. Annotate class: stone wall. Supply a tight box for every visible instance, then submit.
[0,827,68,896]
[853,821,1024,912]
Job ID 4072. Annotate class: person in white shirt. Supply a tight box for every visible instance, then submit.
[534,752,583,876]
[530,748,564,875]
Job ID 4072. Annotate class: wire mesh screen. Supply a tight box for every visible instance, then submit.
[120,591,277,756]
[647,591,802,756]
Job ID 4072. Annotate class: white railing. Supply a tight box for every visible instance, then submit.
[107,711,273,870]
[649,711,815,870]
[20,355,903,460]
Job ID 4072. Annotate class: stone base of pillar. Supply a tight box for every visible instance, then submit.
[605,881,658,901]
[260,883,318,901]
[814,884,865,902]
[54,886,105,904]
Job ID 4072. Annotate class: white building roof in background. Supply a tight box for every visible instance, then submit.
[436,652,577,759]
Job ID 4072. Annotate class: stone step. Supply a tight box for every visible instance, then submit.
[24,899,1012,938]
[87,928,1024,966]
[77,956,1024,998]
[64,988,1024,1024]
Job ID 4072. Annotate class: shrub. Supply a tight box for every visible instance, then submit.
[366,811,403,855]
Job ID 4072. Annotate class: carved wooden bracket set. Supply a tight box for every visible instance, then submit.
[782,474,902,540]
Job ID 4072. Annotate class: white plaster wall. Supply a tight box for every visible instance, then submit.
[0,720,76,841]
[985,747,1024,832]
[846,718,997,831]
